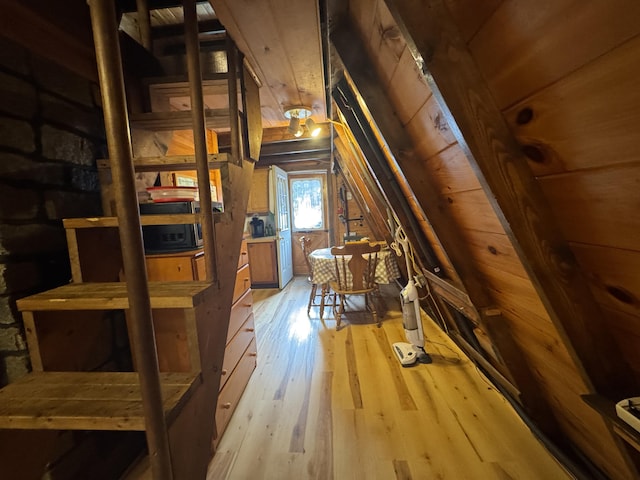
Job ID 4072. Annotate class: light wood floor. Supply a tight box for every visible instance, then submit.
[207,276,574,479]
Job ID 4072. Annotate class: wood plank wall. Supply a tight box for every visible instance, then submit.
[347,0,640,478]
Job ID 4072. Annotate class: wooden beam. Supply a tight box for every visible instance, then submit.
[267,160,331,171]
[450,331,521,400]
[151,19,225,38]
[258,152,332,166]
[332,19,563,439]
[261,126,331,143]
[332,77,442,274]
[333,134,393,245]
[136,0,152,50]
[118,0,185,11]
[385,0,632,397]
[243,60,264,161]
[260,137,332,157]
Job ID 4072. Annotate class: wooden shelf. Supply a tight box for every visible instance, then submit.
[130,110,230,131]
[97,153,230,173]
[145,74,239,98]
[0,372,200,431]
[582,394,640,452]
[142,73,229,85]
[16,282,215,311]
[62,212,228,229]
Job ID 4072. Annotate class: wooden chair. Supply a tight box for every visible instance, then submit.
[300,236,333,318]
[330,242,381,328]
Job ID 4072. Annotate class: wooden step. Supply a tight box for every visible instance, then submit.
[97,153,230,172]
[16,281,215,311]
[0,372,199,430]
[130,110,230,131]
[63,212,229,229]
[143,73,238,98]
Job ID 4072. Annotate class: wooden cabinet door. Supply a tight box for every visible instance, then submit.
[247,168,269,213]
[247,242,278,286]
[146,250,203,281]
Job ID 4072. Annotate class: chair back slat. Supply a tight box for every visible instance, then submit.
[331,243,381,291]
[300,236,313,281]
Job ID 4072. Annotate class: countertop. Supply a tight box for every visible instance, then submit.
[245,235,277,243]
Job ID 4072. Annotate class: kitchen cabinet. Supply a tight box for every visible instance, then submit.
[215,238,257,446]
[247,239,278,287]
[145,249,206,281]
[145,242,257,446]
[247,167,270,213]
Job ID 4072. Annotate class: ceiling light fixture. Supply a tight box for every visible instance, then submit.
[305,118,322,137]
[285,106,313,138]
[287,116,303,137]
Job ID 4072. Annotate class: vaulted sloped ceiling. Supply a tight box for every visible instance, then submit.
[332,1,640,479]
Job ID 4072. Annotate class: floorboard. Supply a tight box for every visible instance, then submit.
[208,276,573,479]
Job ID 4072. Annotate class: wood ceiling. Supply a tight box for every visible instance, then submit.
[211,0,327,129]
[119,0,328,143]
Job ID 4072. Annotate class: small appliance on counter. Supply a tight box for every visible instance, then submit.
[250,215,265,238]
[139,201,223,253]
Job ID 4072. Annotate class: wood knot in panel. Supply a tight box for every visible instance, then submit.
[516,107,534,125]
[605,285,637,305]
[381,26,402,41]
[521,144,546,164]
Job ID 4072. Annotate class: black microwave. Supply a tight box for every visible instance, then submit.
[139,201,223,253]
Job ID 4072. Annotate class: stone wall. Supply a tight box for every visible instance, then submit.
[0,36,105,386]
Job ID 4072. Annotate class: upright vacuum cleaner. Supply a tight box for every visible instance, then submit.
[392,226,432,366]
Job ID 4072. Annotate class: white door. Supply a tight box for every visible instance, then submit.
[272,166,293,288]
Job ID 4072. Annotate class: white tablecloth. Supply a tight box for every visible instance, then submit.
[308,247,400,285]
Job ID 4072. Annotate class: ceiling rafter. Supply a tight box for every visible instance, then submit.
[332,76,441,273]
[333,132,394,247]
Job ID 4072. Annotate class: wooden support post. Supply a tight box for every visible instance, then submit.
[87,1,172,479]
[135,0,152,50]
[384,0,633,397]
[184,0,217,283]
[227,38,242,164]
[242,60,264,161]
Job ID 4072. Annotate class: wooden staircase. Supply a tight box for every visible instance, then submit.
[0,1,262,479]
[0,371,200,431]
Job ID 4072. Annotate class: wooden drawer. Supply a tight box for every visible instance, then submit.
[220,315,255,391]
[146,250,204,281]
[238,239,249,269]
[215,338,257,445]
[233,263,251,304]
[228,289,253,343]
